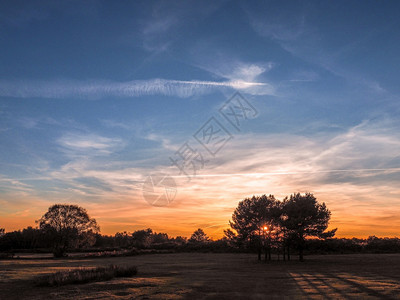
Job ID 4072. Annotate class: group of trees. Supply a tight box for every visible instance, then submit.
[2,194,400,260]
[96,228,211,249]
[225,193,336,261]
[0,205,100,257]
[0,204,215,257]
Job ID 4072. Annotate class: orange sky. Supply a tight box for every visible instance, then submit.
[2,127,400,239]
[2,170,400,239]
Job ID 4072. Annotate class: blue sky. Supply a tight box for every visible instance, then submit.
[1,1,400,237]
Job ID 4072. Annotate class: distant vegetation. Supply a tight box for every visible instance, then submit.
[35,264,137,286]
[1,193,400,260]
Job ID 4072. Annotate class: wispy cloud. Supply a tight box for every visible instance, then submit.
[57,132,123,156]
[0,78,270,99]
[189,58,276,96]
[246,8,396,100]
[139,1,225,53]
[141,16,176,52]
[219,62,275,96]
[3,117,400,237]
[249,14,306,42]
[220,62,274,82]
[0,175,34,194]
[146,133,178,152]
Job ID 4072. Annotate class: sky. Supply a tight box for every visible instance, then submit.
[1,0,400,238]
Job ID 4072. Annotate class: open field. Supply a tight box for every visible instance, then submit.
[1,253,400,299]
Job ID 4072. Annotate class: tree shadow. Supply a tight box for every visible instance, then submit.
[290,270,397,300]
[289,272,335,300]
[323,272,397,299]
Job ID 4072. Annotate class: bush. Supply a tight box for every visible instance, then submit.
[35,264,137,286]
[81,249,133,258]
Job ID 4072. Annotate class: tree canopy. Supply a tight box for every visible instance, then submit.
[225,195,279,260]
[226,193,336,261]
[280,193,337,261]
[37,204,99,257]
[189,228,210,243]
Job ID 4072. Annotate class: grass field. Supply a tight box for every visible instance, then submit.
[1,253,400,299]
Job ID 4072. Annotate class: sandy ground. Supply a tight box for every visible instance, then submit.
[1,253,400,299]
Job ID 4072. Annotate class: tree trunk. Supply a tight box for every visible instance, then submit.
[299,246,304,262]
[283,246,286,261]
[299,235,305,261]
[287,246,291,261]
[258,247,261,261]
[268,249,271,261]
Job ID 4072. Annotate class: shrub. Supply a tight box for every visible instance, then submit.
[35,264,137,286]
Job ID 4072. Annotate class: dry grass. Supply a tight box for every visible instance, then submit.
[1,253,400,299]
[35,265,137,286]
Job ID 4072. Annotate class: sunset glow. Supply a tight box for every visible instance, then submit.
[1,1,400,240]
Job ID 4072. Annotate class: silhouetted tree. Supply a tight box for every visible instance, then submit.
[173,236,188,245]
[225,195,279,260]
[0,228,4,237]
[189,228,209,243]
[152,232,169,244]
[37,204,99,257]
[280,193,336,261]
[114,231,131,248]
[131,228,153,248]
[93,233,115,248]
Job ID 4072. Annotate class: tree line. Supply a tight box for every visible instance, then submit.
[1,193,400,260]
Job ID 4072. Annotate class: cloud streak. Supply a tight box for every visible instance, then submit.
[0,78,272,99]
[57,132,124,158]
[2,118,400,238]
[172,168,400,179]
